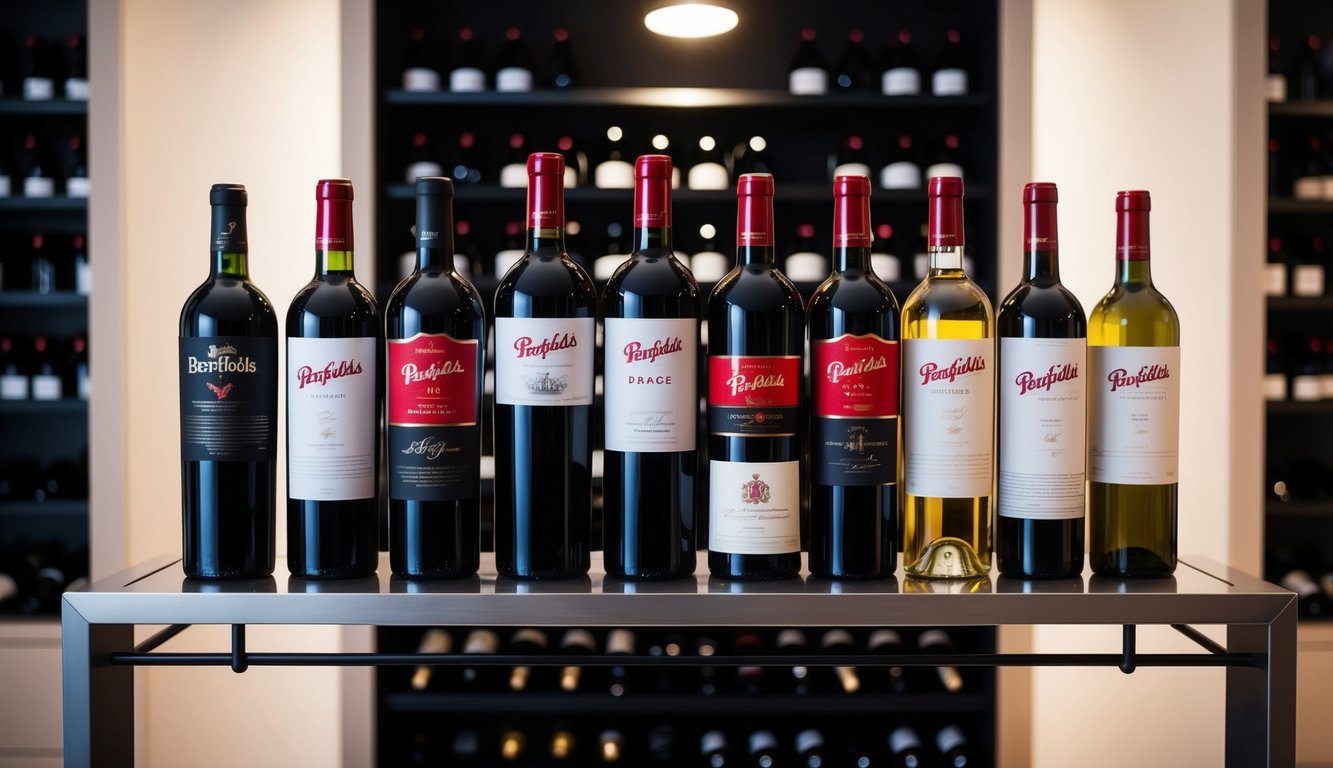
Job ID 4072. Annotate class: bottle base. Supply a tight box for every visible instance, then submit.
[1090,546,1176,578]
[904,537,989,579]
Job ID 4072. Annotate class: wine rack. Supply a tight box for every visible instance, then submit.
[371,2,1000,765]
[1264,0,1333,623]
[0,0,90,622]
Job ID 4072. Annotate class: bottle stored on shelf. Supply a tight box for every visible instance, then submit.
[807,175,900,579]
[179,184,277,579]
[788,28,829,95]
[1292,235,1326,296]
[401,26,441,92]
[507,627,548,691]
[832,135,871,180]
[494,27,535,93]
[499,132,529,188]
[901,176,994,578]
[493,153,595,579]
[601,154,699,580]
[1088,190,1180,577]
[20,35,53,101]
[64,34,89,100]
[18,134,54,198]
[706,174,804,580]
[595,126,635,189]
[547,28,579,89]
[450,131,483,185]
[404,130,443,184]
[881,134,922,190]
[870,224,903,283]
[1267,35,1286,102]
[1289,33,1324,101]
[286,179,382,579]
[1263,339,1287,402]
[1264,236,1288,297]
[881,29,922,96]
[995,183,1087,579]
[410,628,451,690]
[931,29,969,96]
[450,27,487,92]
[688,135,730,191]
[385,177,484,579]
[63,134,89,197]
[833,30,873,91]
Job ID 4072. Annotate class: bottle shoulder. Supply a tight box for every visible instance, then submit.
[287,274,380,321]
[1088,282,1180,346]
[709,265,805,311]
[604,253,700,299]
[495,254,598,306]
[997,281,1087,325]
[180,277,278,334]
[386,269,485,319]
[808,270,900,313]
[902,275,993,323]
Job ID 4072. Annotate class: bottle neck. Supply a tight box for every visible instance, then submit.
[1023,199,1058,282]
[316,198,355,275]
[416,193,455,272]
[736,191,775,268]
[210,204,249,278]
[928,192,964,276]
[527,226,565,253]
[634,172,672,255]
[634,226,673,253]
[833,246,871,272]
[527,170,565,254]
[833,188,871,272]
[1115,208,1152,285]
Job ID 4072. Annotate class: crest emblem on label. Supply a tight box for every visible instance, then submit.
[741,473,770,504]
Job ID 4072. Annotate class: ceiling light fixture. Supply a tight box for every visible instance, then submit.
[644,2,739,39]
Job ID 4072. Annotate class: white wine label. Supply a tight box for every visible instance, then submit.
[65,177,91,198]
[604,318,697,453]
[402,67,441,92]
[882,67,921,96]
[708,460,800,555]
[880,161,922,190]
[832,163,872,180]
[998,337,1086,520]
[1263,263,1287,296]
[1262,373,1287,401]
[449,67,485,92]
[788,67,828,95]
[687,162,729,191]
[23,77,53,101]
[495,67,533,92]
[495,317,595,406]
[287,336,377,500]
[902,338,995,498]
[1292,265,1325,297]
[64,78,90,101]
[0,375,28,400]
[1292,374,1322,401]
[31,374,61,400]
[931,68,969,96]
[1088,345,1180,485]
[594,160,635,189]
[23,177,54,198]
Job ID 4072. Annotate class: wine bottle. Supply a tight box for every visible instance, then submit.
[833,30,874,91]
[935,726,973,767]
[19,35,53,101]
[808,175,900,579]
[63,135,89,198]
[880,30,922,96]
[460,628,500,688]
[1293,235,1326,296]
[796,729,829,768]
[404,131,443,185]
[931,29,969,96]
[549,729,576,760]
[598,730,625,763]
[733,630,766,694]
[774,628,810,693]
[788,27,829,95]
[179,184,278,579]
[286,179,382,579]
[602,154,699,580]
[832,135,871,179]
[499,729,526,761]
[901,176,994,578]
[785,223,827,284]
[410,628,452,691]
[995,182,1086,579]
[29,340,58,400]
[30,233,53,294]
[916,628,964,692]
[867,628,908,692]
[748,730,780,768]
[385,178,484,579]
[507,627,548,691]
[0,337,28,400]
[696,635,720,695]
[819,628,860,694]
[558,627,596,692]
[706,174,803,580]
[871,224,903,283]
[1088,190,1180,577]
[594,125,635,189]
[74,233,90,295]
[688,135,729,191]
[592,221,629,283]
[702,730,731,768]
[547,28,579,89]
[494,27,535,92]
[925,134,964,181]
[1291,337,1324,401]
[1268,137,1283,198]
[497,132,528,188]
[63,34,89,100]
[556,135,585,188]
[401,26,441,93]
[888,726,926,768]
[1267,35,1287,102]
[1263,338,1287,401]
[1290,34,1323,101]
[450,131,483,185]
[692,223,729,284]
[1294,136,1324,200]
[19,134,53,198]
[493,153,595,579]
[1264,236,1288,297]
[881,134,921,190]
[606,627,636,696]
[449,27,486,92]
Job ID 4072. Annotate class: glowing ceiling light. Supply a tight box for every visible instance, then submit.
[644,2,738,39]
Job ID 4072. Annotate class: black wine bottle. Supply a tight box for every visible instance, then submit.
[833,30,874,91]
[385,178,484,579]
[494,27,535,92]
[507,627,549,691]
[493,153,596,579]
[401,26,443,92]
[880,29,921,96]
[807,175,900,580]
[18,134,53,198]
[449,27,486,92]
[19,35,53,101]
[286,179,382,579]
[179,184,278,579]
[63,34,89,100]
[931,29,969,96]
[788,27,829,95]
[602,155,699,580]
[935,726,973,767]
[547,28,579,89]
[706,174,803,580]
[996,183,1087,578]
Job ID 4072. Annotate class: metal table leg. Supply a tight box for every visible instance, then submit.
[62,602,134,768]
[1225,598,1297,767]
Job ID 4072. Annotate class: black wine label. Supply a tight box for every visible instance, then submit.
[179,335,276,462]
[388,425,480,501]
[812,416,897,486]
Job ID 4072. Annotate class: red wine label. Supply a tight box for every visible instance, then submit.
[387,333,481,502]
[603,318,696,452]
[179,335,276,462]
[901,338,994,498]
[286,336,377,501]
[707,355,801,436]
[494,317,595,406]
[998,337,1086,519]
[812,334,898,486]
[708,459,801,555]
[1089,345,1180,484]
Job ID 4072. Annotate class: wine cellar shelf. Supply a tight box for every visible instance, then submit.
[60,553,1296,768]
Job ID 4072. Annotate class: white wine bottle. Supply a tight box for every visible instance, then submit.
[1088,190,1180,577]
[900,176,994,578]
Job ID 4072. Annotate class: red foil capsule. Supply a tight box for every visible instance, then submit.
[736,173,775,248]
[927,176,964,249]
[833,175,872,249]
[526,152,565,231]
[1023,182,1058,252]
[634,154,672,229]
[1116,189,1151,261]
[315,178,354,251]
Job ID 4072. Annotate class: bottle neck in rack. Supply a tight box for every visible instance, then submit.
[928,245,964,275]
[212,251,249,278]
[833,246,871,273]
[737,244,775,268]
[634,226,672,254]
[527,227,565,254]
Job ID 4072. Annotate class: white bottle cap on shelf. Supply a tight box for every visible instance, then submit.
[1293,265,1325,296]
[890,726,922,754]
[23,77,53,101]
[449,67,485,92]
[1266,74,1287,103]
[1294,175,1323,200]
[935,726,967,754]
[1263,263,1287,297]
[833,162,872,180]
[1292,374,1323,401]
[564,165,579,189]
[1261,373,1287,401]
[64,78,89,101]
[594,253,628,281]
[23,176,55,198]
[65,177,91,198]
[795,729,824,755]
[789,67,827,95]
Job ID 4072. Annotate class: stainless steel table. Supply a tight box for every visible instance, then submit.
[62,553,1296,767]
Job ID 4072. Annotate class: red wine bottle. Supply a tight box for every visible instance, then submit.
[493,153,596,579]
[995,183,1087,578]
[706,173,803,580]
[286,179,382,579]
[385,177,484,579]
[178,184,278,579]
[547,28,579,89]
[602,155,699,580]
[807,175,900,580]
